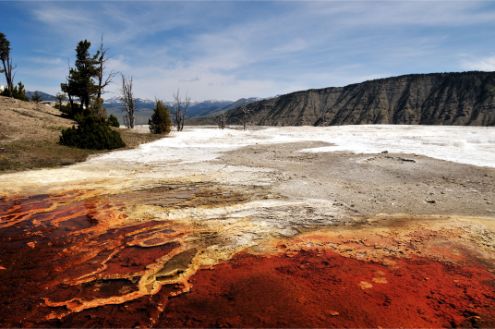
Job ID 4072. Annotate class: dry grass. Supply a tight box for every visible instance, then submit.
[0,96,161,172]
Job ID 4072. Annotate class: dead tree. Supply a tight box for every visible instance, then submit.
[61,60,75,113]
[55,92,66,110]
[241,105,251,130]
[120,74,135,129]
[173,89,190,131]
[217,113,227,129]
[0,33,14,97]
[94,37,116,100]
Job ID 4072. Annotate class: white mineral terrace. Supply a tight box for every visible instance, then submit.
[0,125,494,195]
[96,125,495,167]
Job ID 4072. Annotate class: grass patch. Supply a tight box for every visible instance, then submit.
[0,128,162,173]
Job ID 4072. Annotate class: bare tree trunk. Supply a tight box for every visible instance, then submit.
[173,89,182,131]
[67,93,74,112]
[95,38,116,100]
[56,93,66,110]
[173,89,190,132]
[217,113,227,129]
[1,60,8,95]
[241,105,250,130]
[120,74,135,129]
[1,58,14,97]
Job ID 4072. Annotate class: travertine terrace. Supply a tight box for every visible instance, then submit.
[0,126,494,327]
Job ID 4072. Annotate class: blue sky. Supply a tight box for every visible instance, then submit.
[1,1,495,101]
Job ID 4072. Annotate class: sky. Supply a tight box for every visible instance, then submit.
[1,0,495,101]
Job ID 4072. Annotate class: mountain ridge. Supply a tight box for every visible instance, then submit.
[224,71,495,126]
[104,98,259,125]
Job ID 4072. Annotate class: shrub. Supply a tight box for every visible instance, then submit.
[60,115,125,150]
[58,103,74,118]
[107,114,120,127]
[149,100,172,134]
[57,102,84,119]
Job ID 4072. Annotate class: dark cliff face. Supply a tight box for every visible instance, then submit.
[226,72,495,126]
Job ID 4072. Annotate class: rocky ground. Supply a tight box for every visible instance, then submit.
[221,141,495,218]
[0,126,494,327]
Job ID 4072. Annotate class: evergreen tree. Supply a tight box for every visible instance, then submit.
[61,40,98,116]
[149,100,172,134]
[13,82,27,101]
[1,81,27,101]
[59,39,125,150]
[107,114,120,127]
[60,115,125,150]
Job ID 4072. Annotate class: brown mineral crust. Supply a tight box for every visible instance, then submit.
[43,284,182,328]
[49,221,176,284]
[156,249,198,281]
[45,278,141,304]
[126,227,181,248]
[102,242,181,276]
[160,250,495,328]
[108,183,264,210]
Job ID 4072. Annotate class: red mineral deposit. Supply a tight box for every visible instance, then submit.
[1,193,494,328]
[161,250,495,328]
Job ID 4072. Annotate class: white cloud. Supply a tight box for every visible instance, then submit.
[461,56,495,71]
[304,1,495,27]
[27,56,64,65]
[33,6,92,25]
[21,1,495,100]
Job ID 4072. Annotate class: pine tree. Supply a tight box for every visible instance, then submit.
[107,114,120,127]
[149,100,172,134]
[59,39,125,150]
[61,40,98,116]
[13,82,27,101]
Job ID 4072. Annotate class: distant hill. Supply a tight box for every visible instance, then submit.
[205,97,260,117]
[190,100,234,117]
[224,71,495,126]
[26,91,57,102]
[103,98,249,125]
[21,92,258,125]
[188,97,261,125]
[103,97,155,125]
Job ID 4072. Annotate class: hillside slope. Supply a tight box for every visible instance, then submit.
[0,96,159,172]
[226,71,495,126]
